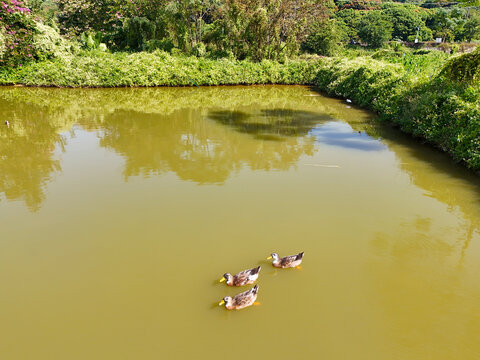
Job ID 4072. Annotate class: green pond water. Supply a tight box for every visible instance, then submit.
[0,85,479,360]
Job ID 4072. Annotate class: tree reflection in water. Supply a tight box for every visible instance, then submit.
[98,108,317,183]
[0,85,478,227]
[0,99,69,212]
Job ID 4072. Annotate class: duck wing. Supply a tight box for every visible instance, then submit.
[233,271,250,286]
[280,252,304,266]
[233,285,258,306]
[249,266,261,276]
[280,255,297,267]
[234,267,261,285]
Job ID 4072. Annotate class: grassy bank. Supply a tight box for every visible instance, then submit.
[0,51,319,87]
[314,48,480,171]
[0,48,478,171]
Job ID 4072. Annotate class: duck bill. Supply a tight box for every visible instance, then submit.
[267,256,272,260]
[219,300,225,306]
[219,277,226,283]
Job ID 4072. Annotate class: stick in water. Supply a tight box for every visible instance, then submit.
[304,164,340,168]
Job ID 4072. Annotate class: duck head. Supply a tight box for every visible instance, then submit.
[219,273,233,285]
[219,296,232,308]
[267,253,279,262]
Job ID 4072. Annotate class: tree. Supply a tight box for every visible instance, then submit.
[334,8,364,41]
[457,0,480,6]
[358,11,393,47]
[463,17,480,42]
[163,0,220,53]
[339,0,380,11]
[54,0,112,35]
[382,4,430,41]
[215,0,333,61]
[426,8,469,42]
[302,19,348,56]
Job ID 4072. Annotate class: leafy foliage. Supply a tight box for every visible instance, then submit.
[302,19,348,56]
[441,46,480,83]
[0,0,35,66]
[212,0,333,61]
[358,11,393,48]
[0,50,321,86]
[382,3,432,41]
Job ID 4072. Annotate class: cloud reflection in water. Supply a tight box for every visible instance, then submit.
[310,122,387,152]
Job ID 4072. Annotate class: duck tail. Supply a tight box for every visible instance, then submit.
[251,266,261,275]
[296,252,305,260]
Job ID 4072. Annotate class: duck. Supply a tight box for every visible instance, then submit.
[267,252,304,268]
[219,266,261,286]
[4,120,9,127]
[219,285,259,310]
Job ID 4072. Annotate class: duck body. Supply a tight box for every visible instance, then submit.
[219,285,258,310]
[268,252,304,268]
[220,266,261,286]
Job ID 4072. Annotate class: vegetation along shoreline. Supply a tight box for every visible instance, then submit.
[2,48,477,173]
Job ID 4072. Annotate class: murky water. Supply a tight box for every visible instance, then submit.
[0,86,479,360]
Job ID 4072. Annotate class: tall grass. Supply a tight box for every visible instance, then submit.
[0,50,320,87]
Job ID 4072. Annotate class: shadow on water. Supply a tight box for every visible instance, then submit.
[208,109,333,140]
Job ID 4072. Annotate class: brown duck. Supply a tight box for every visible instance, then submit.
[219,285,259,310]
[267,252,304,268]
[219,266,261,286]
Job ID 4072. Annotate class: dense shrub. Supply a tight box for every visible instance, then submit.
[334,8,364,41]
[302,20,348,56]
[123,17,156,51]
[33,21,73,59]
[0,0,74,67]
[0,50,321,86]
[382,3,432,42]
[358,11,393,48]
[441,46,480,83]
[0,0,36,67]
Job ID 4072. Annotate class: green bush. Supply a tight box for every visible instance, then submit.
[0,0,74,67]
[144,39,174,53]
[441,46,480,83]
[382,3,430,42]
[33,21,73,59]
[0,0,37,67]
[123,17,156,51]
[303,20,348,56]
[358,11,393,48]
[0,50,321,87]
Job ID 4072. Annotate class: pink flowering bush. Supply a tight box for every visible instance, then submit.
[0,0,37,67]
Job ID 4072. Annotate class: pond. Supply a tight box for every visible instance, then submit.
[0,85,479,359]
